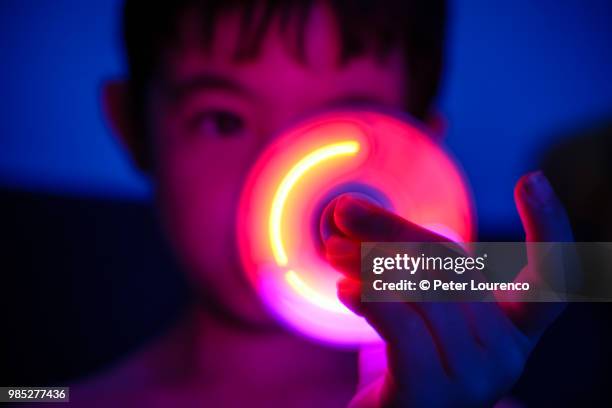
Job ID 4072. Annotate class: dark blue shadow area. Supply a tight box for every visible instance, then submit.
[1,189,190,385]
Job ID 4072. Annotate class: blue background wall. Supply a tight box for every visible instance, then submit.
[1,0,611,233]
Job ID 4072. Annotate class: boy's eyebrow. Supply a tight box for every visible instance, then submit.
[164,72,253,101]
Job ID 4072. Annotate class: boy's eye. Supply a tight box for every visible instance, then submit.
[189,110,246,138]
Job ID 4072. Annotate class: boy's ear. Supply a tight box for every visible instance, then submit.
[424,110,447,141]
[101,80,152,173]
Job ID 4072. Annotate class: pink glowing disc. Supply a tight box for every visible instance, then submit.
[237,110,475,347]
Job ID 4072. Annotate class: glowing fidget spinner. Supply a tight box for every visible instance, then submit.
[237,110,475,347]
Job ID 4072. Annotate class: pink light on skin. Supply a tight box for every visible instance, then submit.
[237,110,475,347]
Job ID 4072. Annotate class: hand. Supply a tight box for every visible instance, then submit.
[321,171,575,407]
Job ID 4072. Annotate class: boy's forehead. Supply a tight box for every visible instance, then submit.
[163,2,403,86]
[163,2,343,80]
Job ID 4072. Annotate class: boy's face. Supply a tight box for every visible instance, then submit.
[145,4,407,325]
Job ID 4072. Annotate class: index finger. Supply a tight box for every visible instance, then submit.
[507,171,578,340]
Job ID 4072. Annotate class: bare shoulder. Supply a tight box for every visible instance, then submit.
[68,323,192,407]
[67,346,156,407]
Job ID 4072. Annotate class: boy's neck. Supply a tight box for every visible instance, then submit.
[148,304,358,391]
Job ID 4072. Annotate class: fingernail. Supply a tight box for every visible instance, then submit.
[523,170,554,207]
[319,199,340,242]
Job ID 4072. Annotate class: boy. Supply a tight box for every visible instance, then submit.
[82,0,574,406]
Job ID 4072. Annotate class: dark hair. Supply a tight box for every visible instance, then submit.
[122,0,446,140]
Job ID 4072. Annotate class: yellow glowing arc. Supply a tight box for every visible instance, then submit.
[285,270,351,314]
[269,140,360,266]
